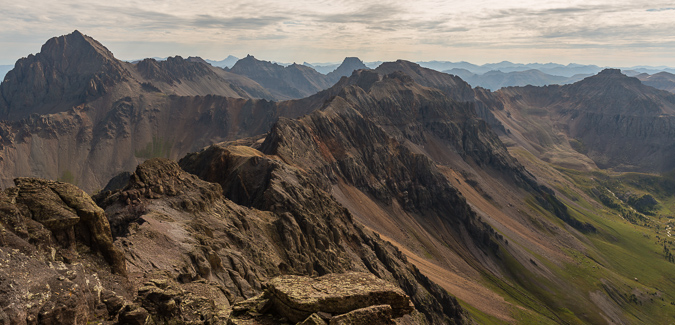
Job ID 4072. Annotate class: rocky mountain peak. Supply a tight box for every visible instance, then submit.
[597,68,623,76]
[575,68,641,87]
[39,30,117,64]
[0,30,129,120]
[327,57,369,82]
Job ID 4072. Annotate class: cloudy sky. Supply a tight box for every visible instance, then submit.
[1,0,675,67]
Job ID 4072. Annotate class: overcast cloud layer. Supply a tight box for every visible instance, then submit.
[1,0,675,66]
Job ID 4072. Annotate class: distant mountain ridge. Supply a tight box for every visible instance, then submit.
[205,55,239,68]
[326,57,368,83]
[635,71,675,93]
[228,55,333,100]
[419,60,603,77]
[446,68,589,90]
[229,56,370,99]
[420,60,675,78]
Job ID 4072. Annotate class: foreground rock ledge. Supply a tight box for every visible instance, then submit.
[230,272,416,324]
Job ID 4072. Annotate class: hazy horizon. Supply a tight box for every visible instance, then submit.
[2,1,675,67]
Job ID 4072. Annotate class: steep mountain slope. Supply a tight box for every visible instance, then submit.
[228,55,333,99]
[493,69,675,172]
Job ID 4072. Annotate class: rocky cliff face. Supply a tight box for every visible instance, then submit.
[0,93,284,192]
[178,146,466,324]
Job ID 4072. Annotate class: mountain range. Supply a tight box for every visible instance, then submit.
[3,31,675,324]
[634,71,675,93]
[445,68,590,91]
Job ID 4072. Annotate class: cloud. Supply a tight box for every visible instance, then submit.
[647,7,675,12]
[193,15,288,29]
[1,0,675,66]
[309,4,403,24]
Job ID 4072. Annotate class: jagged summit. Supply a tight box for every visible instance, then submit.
[374,59,476,102]
[563,67,675,115]
[327,57,368,83]
[0,30,129,120]
[40,30,118,63]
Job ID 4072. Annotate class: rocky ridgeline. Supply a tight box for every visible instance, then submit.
[95,154,466,323]
[1,153,466,323]
[136,56,217,85]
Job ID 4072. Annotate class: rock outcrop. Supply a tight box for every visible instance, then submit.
[229,272,418,324]
[0,178,128,324]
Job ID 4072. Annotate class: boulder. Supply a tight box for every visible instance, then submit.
[12,178,126,275]
[267,272,414,323]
